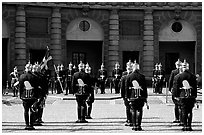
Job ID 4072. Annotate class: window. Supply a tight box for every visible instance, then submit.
[26,17,49,35]
[79,20,90,31]
[120,20,141,35]
[72,52,86,66]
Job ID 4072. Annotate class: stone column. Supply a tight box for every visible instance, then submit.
[108,9,119,76]
[15,5,26,73]
[143,9,154,80]
[51,7,62,66]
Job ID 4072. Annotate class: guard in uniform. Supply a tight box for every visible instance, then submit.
[120,60,133,126]
[112,62,122,94]
[125,62,148,131]
[85,64,95,119]
[72,61,91,123]
[55,65,63,94]
[10,66,19,97]
[65,62,74,95]
[168,59,182,124]
[157,63,165,94]
[32,63,48,125]
[152,63,158,93]
[172,60,197,131]
[19,62,38,130]
[97,63,107,94]
[60,64,66,92]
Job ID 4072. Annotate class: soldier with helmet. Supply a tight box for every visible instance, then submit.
[19,62,39,130]
[65,62,75,95]
[125,62,148,131]
[97,63,107,94]
[168,59,182,124]
[152,63,159,93]
[72,61,92,123]
[157,63,165,94]
[172,60,197,131]
[112,62,122,94]
[55,64,63,94]
[120,60,133,126]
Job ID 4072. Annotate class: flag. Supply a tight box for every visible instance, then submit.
[40,46,52,70]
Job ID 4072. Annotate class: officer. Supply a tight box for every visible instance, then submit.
[172,60,197,131]
[98,63,107,94]
[19,62,38,130]
[125,62,148,131]
[72,61,91,123]
[10,66,19,97]
[85,64,95,119]
[32,63,48,125]
[65,62,74,95]
[112,62,122,94]
[168,59,182,124]
[120,60,133,126]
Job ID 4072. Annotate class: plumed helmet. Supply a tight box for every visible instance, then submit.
[78,61,85,69]
[126,60,133,68]
[25,61,32,71]
[115,62,120,69]
[175,59,182,66]
[101,63,104,68]
[181,59,189,69]
[69,62,73,68]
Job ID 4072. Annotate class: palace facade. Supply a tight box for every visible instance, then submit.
[2,2,202,87]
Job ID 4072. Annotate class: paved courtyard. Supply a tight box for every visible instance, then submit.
[2,88,202,133]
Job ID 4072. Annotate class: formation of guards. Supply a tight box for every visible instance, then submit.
[10,55,198,131]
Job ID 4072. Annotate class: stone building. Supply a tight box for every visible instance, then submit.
[2,2,202,87]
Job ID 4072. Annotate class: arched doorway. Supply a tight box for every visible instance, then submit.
[2,20,10,88]
[159,20,197,78]
[66,18,104,77]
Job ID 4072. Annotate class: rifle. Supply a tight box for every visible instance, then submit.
[54,65,64,92]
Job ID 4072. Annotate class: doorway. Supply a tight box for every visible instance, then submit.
[29,49,46,64]
[67,40,103,77]
[159,41,195,79]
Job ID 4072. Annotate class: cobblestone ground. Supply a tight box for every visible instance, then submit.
[2,88,202,133]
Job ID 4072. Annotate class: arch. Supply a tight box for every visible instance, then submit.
[2,19,9,38]
[159,20,197,41]
[66,17,104,41]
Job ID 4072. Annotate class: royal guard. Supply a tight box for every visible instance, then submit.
[152,63,158,93]
[112,62,122,94]
[72,61,92,123]
[60,64,66,92]
[169,59,182,124]
[65,62,74,95]
[98,63,107,94]
[157,63,165,94]
[172,60,197,131]
[19,62,39,130]
[125,62,148,131]
[54,65,63,94]
[10,66,19,97]
[120,60,133,126]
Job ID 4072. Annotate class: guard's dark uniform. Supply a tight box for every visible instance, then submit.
[125,70,147,131]
[98,68,107,94]
[19,71,39,130]
[172,70,197,131]
[120,71,132,126]
[169,68,181,123]
[112,68,122,94]
[72,70,92,123]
